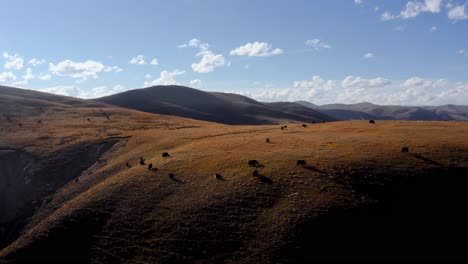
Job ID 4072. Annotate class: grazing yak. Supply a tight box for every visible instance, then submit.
[401,147,409,152]
[126,162,131,168]
[248,160,260,167]
[168,173,175,179]
[215,173,223,180]
[369,120,375,124]
[266,138,270,143]
[302,124,307,128]
[139,157,145,165]
[148,163,153,171]
[162,152,170,158]
[296,160,307,166]
[281,126,284,130]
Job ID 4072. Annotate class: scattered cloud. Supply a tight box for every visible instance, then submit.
[129,54,146,65]
[381,0,442,20]
[144,73,152,79]
[305,38,331,50]
[27,58,46,66]
[0,71,16,83]
[143,69,185,87]
[178,38,209,51]
[150,58,159,65]
[3,53,24,70]
[38,74,51,80]
[229,42,284,57]
[49,60,106,81]
[23,68,34,80]
[342,76,391,88]
[458,49,468,56]
[354,0,364,5]
[104,66,123,72]
[447,2,468,20]
[190,79,202,87]
[430,26,438,32]
[232,75,468,105]
[192,51,225,73]
[363,53,375,59]
[38,85,127,99]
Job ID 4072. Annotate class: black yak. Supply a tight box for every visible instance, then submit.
[401,147,409,152]
[248,160,260,167]
[369,120,375,124]
[162,152,170,158]
[296,160,307,166]
[266,138,270,143]
[148,163,153,171]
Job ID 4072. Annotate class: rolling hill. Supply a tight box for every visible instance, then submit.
[96,85,336,125]
[1,86,468,262]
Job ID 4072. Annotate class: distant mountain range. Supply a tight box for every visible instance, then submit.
[96,85,336,125]
[295,101,468,121]
[1,85,467,124]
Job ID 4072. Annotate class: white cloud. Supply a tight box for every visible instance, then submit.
[143,69,185,87]
[354,0,363,5]
[129,54,146,65]
[23,68,34,80]
[150,58,159,65]
[363,53,375,59]
[27,58,46,66]
[229,42,284,57]
[394,25,406,31]
[38,85,127,99]
[430,26,438,32]
[38,74,51,80]
[459,49,468,56]
[305,38,332,50]
[447,3,468,20]
[381,0,442,20]
[381,12,397,20]
[192,51,225,73]
[144,73,152,79]
[231,76,468,105]
[342,76,391,88]
[49,60,106,80]
[190,79,202,87]
[103,65,123,72]
[178,38,210,51]
[3,53,24,70]
[0,71,16,83]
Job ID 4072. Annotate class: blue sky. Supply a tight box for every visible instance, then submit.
[0,0,467,105]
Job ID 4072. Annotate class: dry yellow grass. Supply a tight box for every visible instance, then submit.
[1,100,468,262]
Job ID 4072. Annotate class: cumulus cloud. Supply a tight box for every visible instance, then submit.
[430,26,438,32]
[231,75,468,106]
[27,58,46,66]
[143,69,185,87]
[192,51,225,73]
[447,2,468,20]
[381,0,442,20]
[0,71,16,83]
[3,53,24,70]
[150,58,159,65]
[38,85,127,99]
[129,54,146,65]
[342,76,391,88]
[190,79,202,87]
[178,38,210,51]
[229,42,284,57]
[49,60,119,81]
[305,39,331,50]
[363,53,375,59]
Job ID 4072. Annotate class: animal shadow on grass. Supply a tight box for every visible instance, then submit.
[410,153,443,167]
[169,173,184,184]
[303,165,325,174]
[255,173,273,184]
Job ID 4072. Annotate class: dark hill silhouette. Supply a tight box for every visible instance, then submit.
[96,85,335,125]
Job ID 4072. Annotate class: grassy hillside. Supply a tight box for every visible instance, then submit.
[1,86,468,262]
